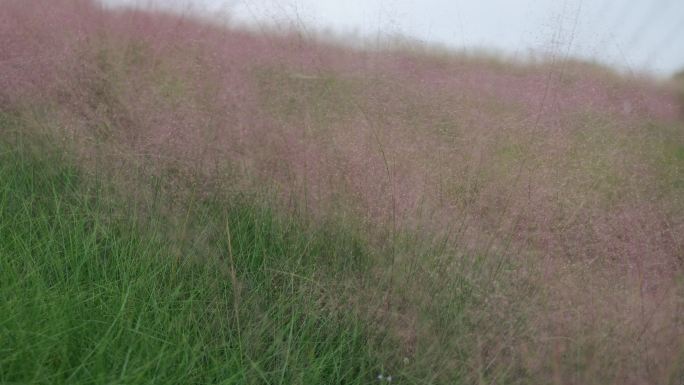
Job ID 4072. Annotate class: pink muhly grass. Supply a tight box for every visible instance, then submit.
[2,1,683,383]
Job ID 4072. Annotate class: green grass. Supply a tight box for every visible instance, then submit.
[0,116,381,384]
[253,66,361,128]
[0,110,530,385]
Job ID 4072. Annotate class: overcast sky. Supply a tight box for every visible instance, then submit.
[101,0,684,77]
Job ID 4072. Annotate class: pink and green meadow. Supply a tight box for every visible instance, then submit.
[1,1,683,384]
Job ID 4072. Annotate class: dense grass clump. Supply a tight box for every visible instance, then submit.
[0,118,379,385]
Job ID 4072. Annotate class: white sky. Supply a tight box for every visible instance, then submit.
[101,0,684,76]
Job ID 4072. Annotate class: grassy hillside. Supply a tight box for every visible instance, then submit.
[0,114,382,384]
[1,1,683,384]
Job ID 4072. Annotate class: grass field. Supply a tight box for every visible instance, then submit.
[1,1,684,384]
[0,115,384,384]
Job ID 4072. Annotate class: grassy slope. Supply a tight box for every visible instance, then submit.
[0,115,378,384]
[1,1,684,384]
[0,111,525,385]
